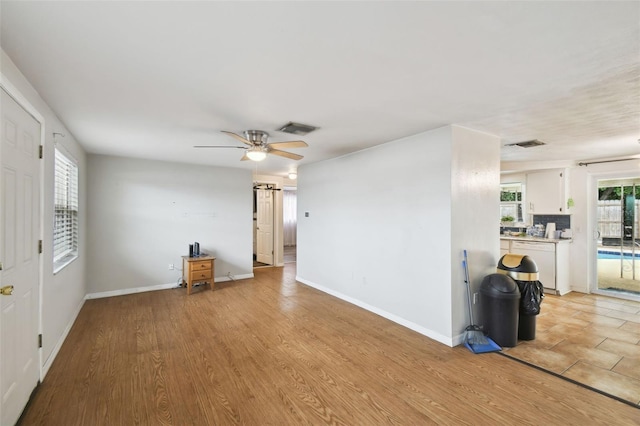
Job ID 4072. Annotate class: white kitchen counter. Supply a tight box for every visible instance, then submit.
[500,235,572,244]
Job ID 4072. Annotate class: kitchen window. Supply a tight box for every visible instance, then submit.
[500,183,524,222]
[53,147,78,273]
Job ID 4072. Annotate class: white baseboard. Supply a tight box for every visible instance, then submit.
[452,332,466,347]
[86,282,178,299]
[296,275,454,347]
[41,297,85,379]
[217,273,254,282]
[85,273,255,300]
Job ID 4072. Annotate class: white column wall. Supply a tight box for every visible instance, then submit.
[450,126,501,337]
[297,125,500,345]
[86,154,253,294]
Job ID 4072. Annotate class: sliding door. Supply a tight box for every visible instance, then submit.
[596,178,640,296]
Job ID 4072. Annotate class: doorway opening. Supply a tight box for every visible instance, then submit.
[253,184,276,268]
[596,178,640,296]
[283,187,297,263]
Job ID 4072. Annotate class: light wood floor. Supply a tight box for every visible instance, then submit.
[19,265,639,425]
[502,291,640,406]
[284,245,297,263]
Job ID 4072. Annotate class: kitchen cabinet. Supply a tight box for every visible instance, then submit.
[500,239,510,257]
[511,241,557,294]
[500,237,571,295]
[526,169,568,214]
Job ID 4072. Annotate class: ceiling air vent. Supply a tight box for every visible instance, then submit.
[278,121,318,136]
[505,139,546,148]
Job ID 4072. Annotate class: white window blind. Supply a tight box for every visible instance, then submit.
[54,148,78,271]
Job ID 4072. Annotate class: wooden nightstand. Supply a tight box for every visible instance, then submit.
[182,255,215,295]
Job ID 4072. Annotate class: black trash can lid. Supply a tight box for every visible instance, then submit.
[497,254,539,281]
[480,273,520,298]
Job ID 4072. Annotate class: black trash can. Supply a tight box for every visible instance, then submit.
[497,254,544,340]
[518,312,537,340]
[480,273,520,347]
[515,280,544,340]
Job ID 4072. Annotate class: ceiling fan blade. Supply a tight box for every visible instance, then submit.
[268,148,304,161]
[240,152,250,161]
[267,140,308,149]
[221,130,253,146]
[193,145,246,149]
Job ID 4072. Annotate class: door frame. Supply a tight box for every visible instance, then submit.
[589,170,640,302]
[255,186,275,265]
[0,73,46,381]
[253,175,284,267]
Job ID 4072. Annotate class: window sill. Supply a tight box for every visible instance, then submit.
[53,254,78,275]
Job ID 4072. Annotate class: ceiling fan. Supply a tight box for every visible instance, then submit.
[194,130,308,161]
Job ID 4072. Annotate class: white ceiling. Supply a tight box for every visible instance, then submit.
[1,1,639,177]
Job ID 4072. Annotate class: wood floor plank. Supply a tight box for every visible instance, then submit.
[18,265,640,425]
[613,356,640,381]
[564,361,640,405]
[551,340,622,370]
[563,332,607,348]
[502,345,578,374]
[597,338,640,358]
[564,300,615,314]
[572,310,627,327]
[621,321,640,334]
[586,324,640,344]
[606,310,640,323]
[596,300,640,314]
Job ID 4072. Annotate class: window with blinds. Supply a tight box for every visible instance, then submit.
[53,148,78,272]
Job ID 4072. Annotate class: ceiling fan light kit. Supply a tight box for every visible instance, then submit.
[244,130,270,144]
[195,129,309,162]
[246,146,268,162]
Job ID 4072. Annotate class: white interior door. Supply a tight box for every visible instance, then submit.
[1,87,41,425]
[256,188,274,265]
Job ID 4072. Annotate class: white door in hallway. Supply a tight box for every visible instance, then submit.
[256,188,274,265]
[1,87,41,425]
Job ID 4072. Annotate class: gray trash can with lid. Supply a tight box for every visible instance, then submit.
[497,254,544,340]
[480,273,520,347]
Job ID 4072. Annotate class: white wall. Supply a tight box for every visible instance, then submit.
[450,126,502,337]
[86,155,253,295]
[296,125,500,346]
[1,50,87,374]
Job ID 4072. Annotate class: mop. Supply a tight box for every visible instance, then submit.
[462,250,501,353]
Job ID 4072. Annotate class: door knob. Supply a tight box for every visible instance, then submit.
[1,285,14,296]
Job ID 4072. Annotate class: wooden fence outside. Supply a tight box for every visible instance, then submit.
[597,200,640,239]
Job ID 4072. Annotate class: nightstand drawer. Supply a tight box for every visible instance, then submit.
[192,260,211,270]
[190,269,212,281]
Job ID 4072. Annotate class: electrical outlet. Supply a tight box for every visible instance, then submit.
[168,264,174,270]
[473,292,478,304]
